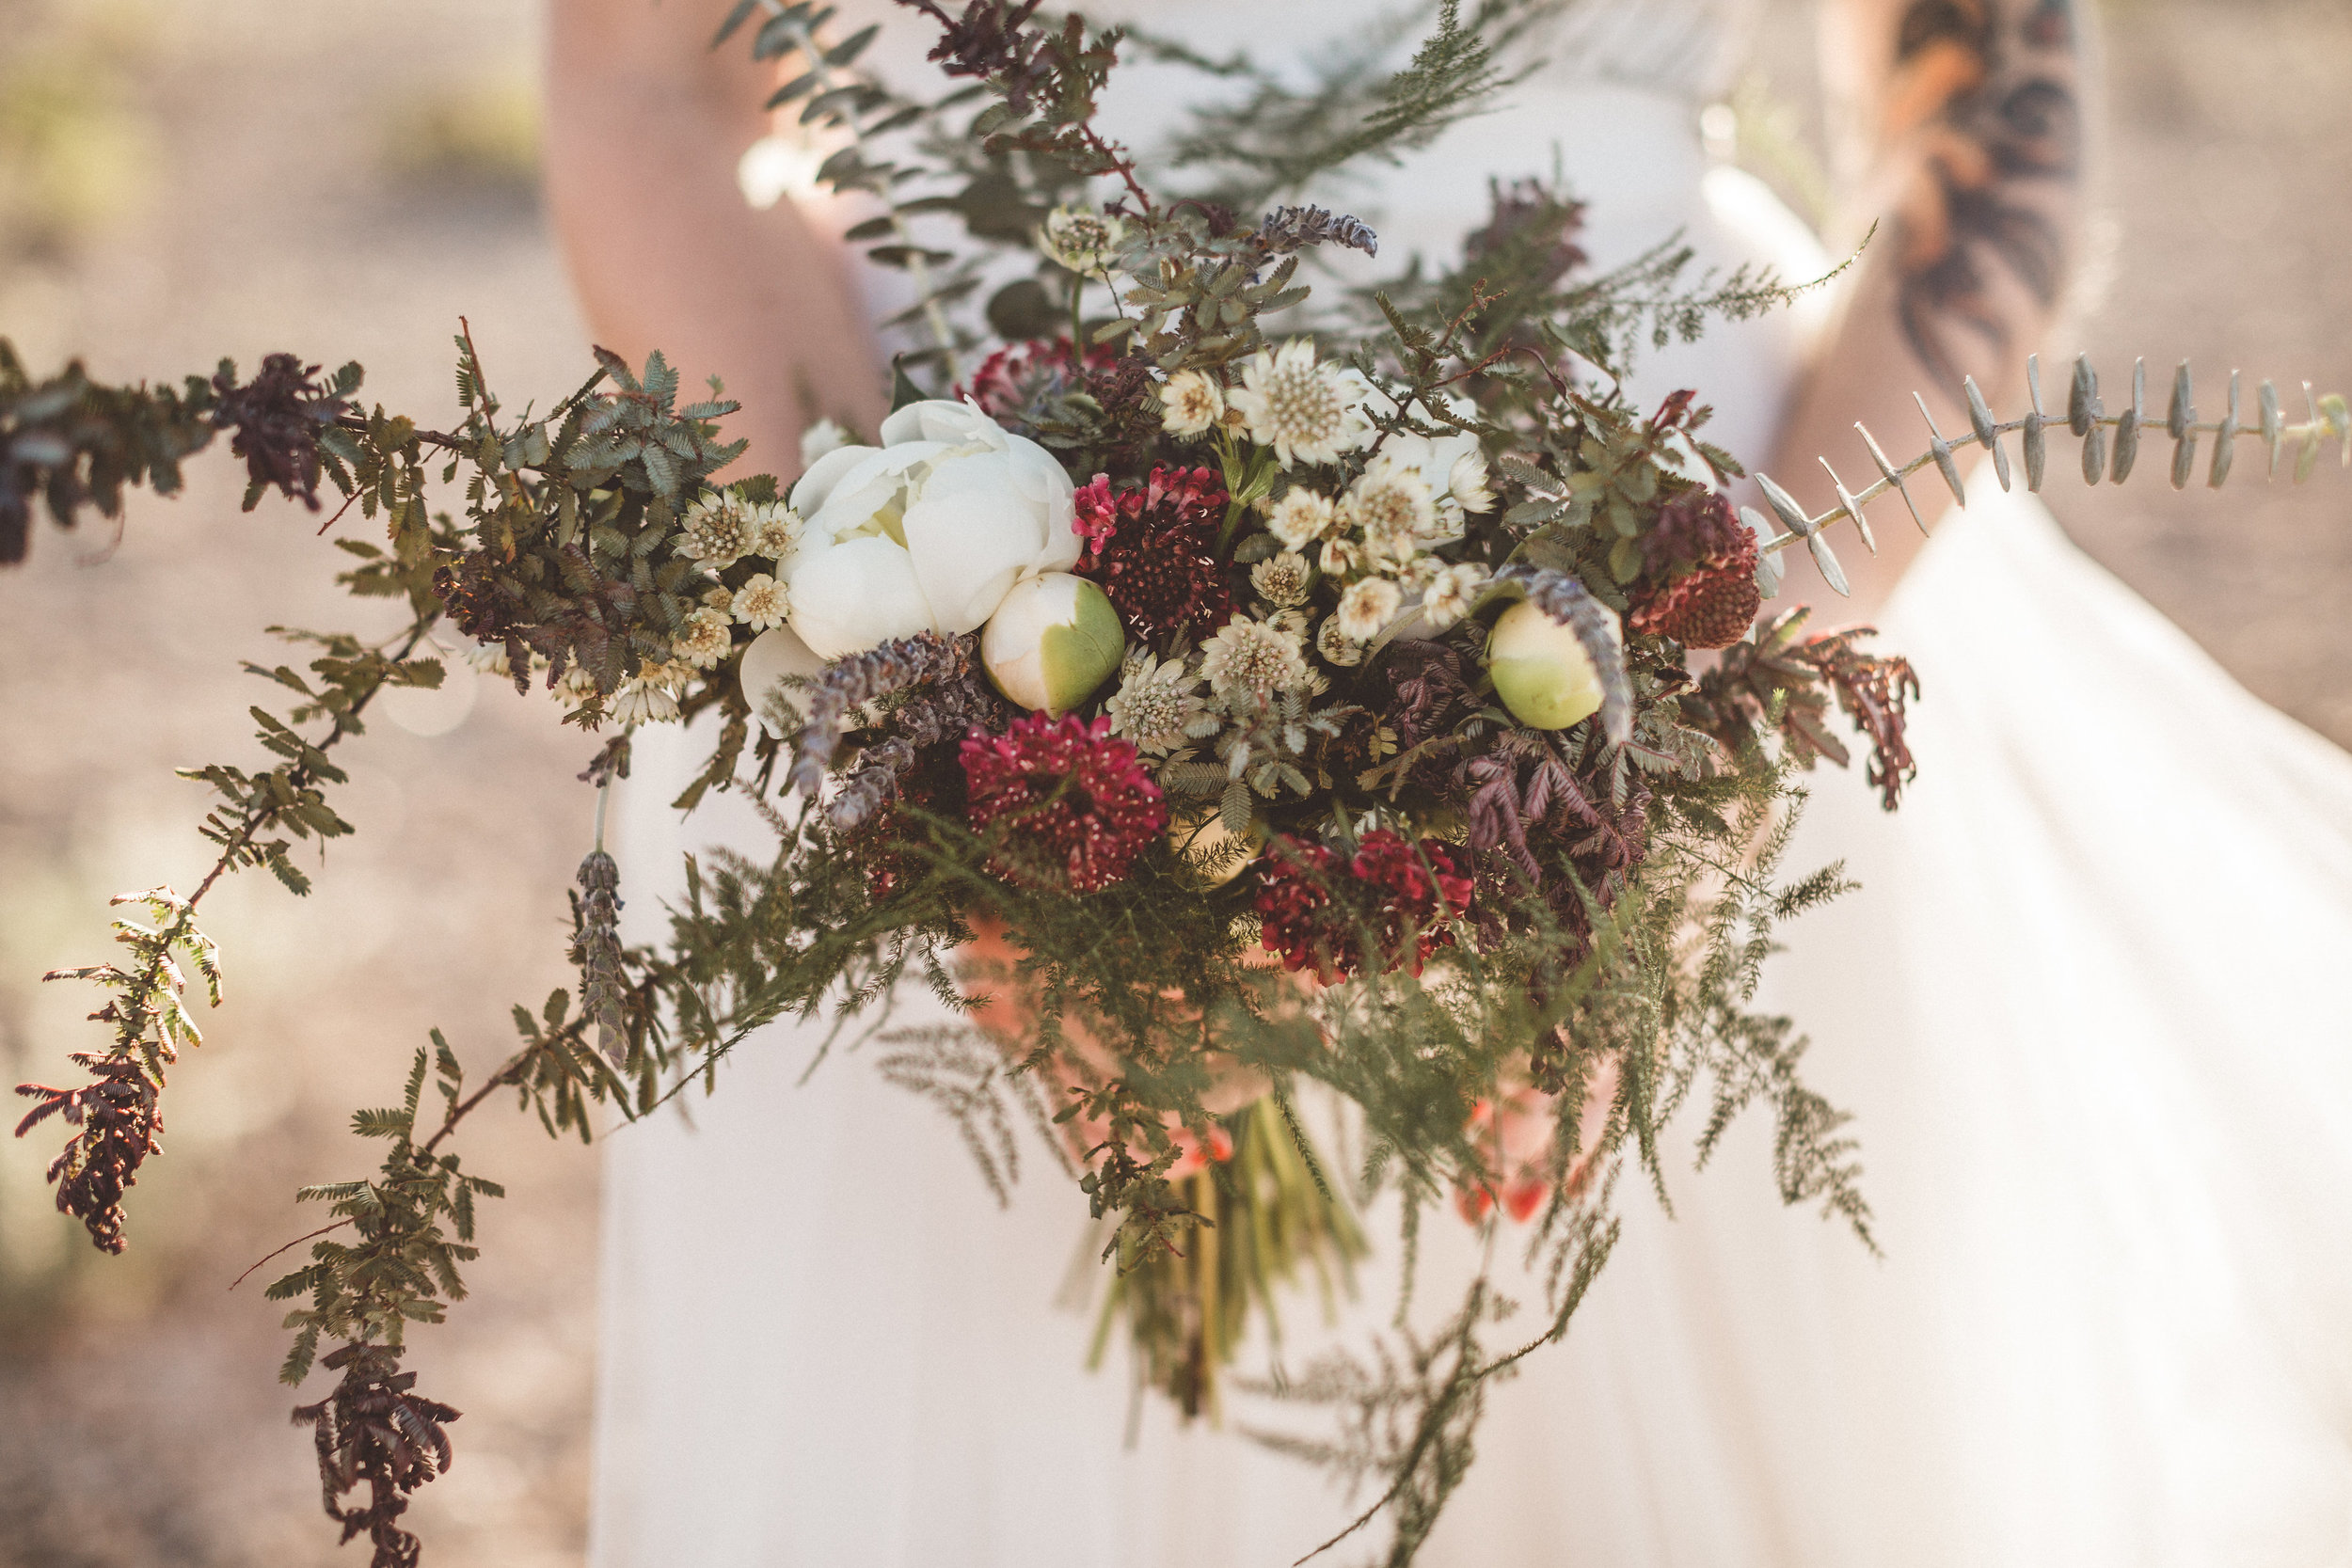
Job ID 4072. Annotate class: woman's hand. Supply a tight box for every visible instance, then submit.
[1769,0,2094,618]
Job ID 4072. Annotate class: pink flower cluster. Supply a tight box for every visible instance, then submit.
[1254,829,1474,981]
[961,714,1168,893]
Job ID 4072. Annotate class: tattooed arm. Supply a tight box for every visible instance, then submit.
[1765,0,2093,614]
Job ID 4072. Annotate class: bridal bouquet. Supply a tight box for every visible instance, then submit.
[8,3,2348,1564]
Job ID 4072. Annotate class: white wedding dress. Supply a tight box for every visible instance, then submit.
[589,4,2352,1564]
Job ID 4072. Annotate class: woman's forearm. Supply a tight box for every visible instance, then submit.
[542,0,887,478]
[1768,0,2092,615]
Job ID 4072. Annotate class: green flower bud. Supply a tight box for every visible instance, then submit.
[1486,597,1620,731]
[980,571,1125,715]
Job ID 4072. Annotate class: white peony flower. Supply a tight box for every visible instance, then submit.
[1200,616,1309,701]
[739,624,825,738]
[1315,614,1366,668]
[798,418,850,466]
[732,572,789,631]
[1105,650,1217,755]
[1250,550,1312,608]
[673,607,736,670]
[1267,486,1335,549]
[1336,575,1404,641]
[1159,370,1225,438]
[678,492,754,569]
[784,398,1080,659]
[1039,205,1131,277]
[1226,340,1371,467]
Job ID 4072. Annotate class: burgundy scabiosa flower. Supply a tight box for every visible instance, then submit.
[1254,830,1473,980]
[1073,466,1236,644]
[961,714,1168,893]
[1629,489,1761,650]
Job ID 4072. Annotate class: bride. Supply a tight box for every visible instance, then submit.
[546,1,2352,1563]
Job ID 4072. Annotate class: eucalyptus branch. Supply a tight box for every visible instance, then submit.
[1751,354,2352,595]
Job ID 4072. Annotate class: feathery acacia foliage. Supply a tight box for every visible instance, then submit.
[8,2,2352,1564]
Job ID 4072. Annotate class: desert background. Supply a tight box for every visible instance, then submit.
[1,1,2345,1562]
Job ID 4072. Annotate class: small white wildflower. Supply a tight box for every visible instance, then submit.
[1319,536,1363,577]
[732,572,789,631]
[1227,340,1371,467]
[464,641,515,679]
[1336,576,1404,641]
[553,661,603,702]
[1039,205,1131,277]
[679,492,753,569]
[1159,370,1225,438]
[1420,562,1487,632]
[799,419,850,466]
[702,585,735,613]
[1393,554,1442,595]
[674,607,736,670]
[607,681,682,728]
[1448,448,1496,515]
[1200,617,1309,701]
[1316,615,1366,668]
[1104,650,1217,756]
[1267,487,1336,549]
[746,500,803,564]
[1250,550,1313,608]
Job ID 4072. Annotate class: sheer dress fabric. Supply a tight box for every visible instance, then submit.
[590,3,2352,1562]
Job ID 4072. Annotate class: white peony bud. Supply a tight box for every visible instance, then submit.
[739,623,826,738]
[979,571,1125,715]
[1486,597,1621,731]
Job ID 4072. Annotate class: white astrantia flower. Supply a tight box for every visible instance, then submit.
[678,492,754,568]
[1200,616,1309,701]
[1316,614,1366,668]
[1318,536,1363,577]
[464,641,516,679]
[1104,649,1217,756]
[1159,370,1224,438]
[1419,562,1487,632]
[1250,550,1312,608]
[1266,486,1335,549]
[1263,606,1311,641]
[1353,386,1495,539]
[1227,340,1371,467]
[674,607,736,670]
[732,572,788,631]
[553,661,602,702]
[1341,454,1437,563]
[746,501,803,564]
[702,584,735,613]
[798,418,850,466]
[784,398,1080,659]
[1038,205,1131,277]
[1336,575,1404,641]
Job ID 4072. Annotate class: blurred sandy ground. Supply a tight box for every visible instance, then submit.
[0,0,2344,1563]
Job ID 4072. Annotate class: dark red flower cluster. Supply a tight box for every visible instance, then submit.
[959,338,1116,424]
[1072,466,1235,643]
[1629,489,1761,650]
[961,714,1168,893]
[1255,830,1474,981]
